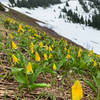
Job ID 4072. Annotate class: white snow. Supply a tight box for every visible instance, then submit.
[4,7,9,12]
[1,0,100,54]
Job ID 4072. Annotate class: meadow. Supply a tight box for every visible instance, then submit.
[0,14,100,100]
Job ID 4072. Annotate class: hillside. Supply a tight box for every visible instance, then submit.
[0,10,100,99]
[0,0,100,54]
[0,2,100,100]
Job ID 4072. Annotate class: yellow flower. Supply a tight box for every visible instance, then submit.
[9,33,13,39]
[88,50,93,56]
[72,80,83,100]
[34,34,41,38]
[18,24,24,33]
[68,49,70,54]
[44,53,48,60]
[12,54,19,64]
[53,64,56,71]
[66,54,71,59]
[93,61,97,67]
[49,46,52,52]
[28,36,35,40]
[90,58,94,62]
[30,42,34,54]
[96,55,100,58]
[12,41,17,49]
[64,41,67,46]
[43,32,46,35]
[38,35,41,39]
[51,44,54,48]
[64,47,67,52]
[35,52,40,62]
[39,42,43,48]
[45,44,49,50]
[26,62,33,73]
[49,53,53,58]
[78,48,82,57]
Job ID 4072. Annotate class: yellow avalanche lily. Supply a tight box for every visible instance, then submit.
[90,58,94,62]
[53,64,56,71]
[66,54,71,59]
[44,53,48,60]
[30,42,34,54]
[49,53,53,58]
[18,24,24,32]
[26,62,33,73]
[64,47,67,52]
[35,52,40,62]
[88,50,93,56]
[9,33,13,39]
[29,36,35,40]
[12,54,19,64]
[93,61,97,67]
[39,42,43,48]
[45,44,49,50]
[49,46,52,52]
[72,80,83,100]
[78,48,82,57]
[68,49,70,54]
[12,41,17,49]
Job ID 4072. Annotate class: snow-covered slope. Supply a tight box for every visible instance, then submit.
[1,0,100,54]
[62,0,99,21]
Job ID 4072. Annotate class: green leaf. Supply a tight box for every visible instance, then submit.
[11,67,26,84]
[95,71,100,92]
[97,71,100,79]
[82,79,97,95]
[29,83,51,89]
[43,67,56,74]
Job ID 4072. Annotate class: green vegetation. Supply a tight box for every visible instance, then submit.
[0,3,5,11]
[0,13,100,99]
[9,0,61,8]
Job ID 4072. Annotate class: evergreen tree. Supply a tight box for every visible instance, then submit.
[9,0,15,7]
[13,0,61,8]
[0,3,5,11]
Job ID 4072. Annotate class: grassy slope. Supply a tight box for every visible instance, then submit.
[0,11,99,100]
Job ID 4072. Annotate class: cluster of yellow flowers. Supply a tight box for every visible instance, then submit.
[88,50,97,67]
[5,17,16,24]
[6,17,100,100]
[90,58,97,67]
[30,42,34,54]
